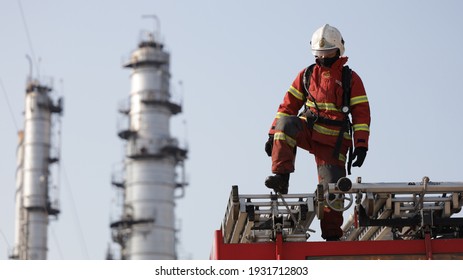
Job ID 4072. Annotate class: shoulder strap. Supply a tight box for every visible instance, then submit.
[303,64,353,116]
[341,65,352,114]
[302,63,316,99]
[341,65,354,175]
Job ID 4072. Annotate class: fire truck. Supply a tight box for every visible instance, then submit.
[211,176,463,260]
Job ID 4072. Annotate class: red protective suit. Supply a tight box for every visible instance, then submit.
[268,56,370,239]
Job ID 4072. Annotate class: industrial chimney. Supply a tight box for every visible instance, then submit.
[11,78,63,259]
[110,26,188,260]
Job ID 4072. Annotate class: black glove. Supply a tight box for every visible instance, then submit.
[265,135,274,157]
[352,147,367,167]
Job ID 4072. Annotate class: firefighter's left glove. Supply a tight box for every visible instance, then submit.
[352,147,367,167]
[265,135,274,157]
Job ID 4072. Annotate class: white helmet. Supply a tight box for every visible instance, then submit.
[311,24,345,57]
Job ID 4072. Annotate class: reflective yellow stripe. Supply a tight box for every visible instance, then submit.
[274,132,296,147]
[350,95,368,106]
[353,123,370,132]
[275,112,289,119]
[288,86,304,101]
[306,96,368,111]
[338,153,346,162]
[313,124,352,140]
[306,100,340,112]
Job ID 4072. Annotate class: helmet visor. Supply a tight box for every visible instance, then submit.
[311,48,339,57]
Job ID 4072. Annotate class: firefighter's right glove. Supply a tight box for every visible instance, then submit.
[265,135,274,157]
[352,147,367,167]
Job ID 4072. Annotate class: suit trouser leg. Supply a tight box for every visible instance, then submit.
[271,116,312,174]
[314,142,347,240]
[271,116,347,239]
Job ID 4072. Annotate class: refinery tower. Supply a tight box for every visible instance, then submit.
[110,28,188,260]
[12,77,63,260]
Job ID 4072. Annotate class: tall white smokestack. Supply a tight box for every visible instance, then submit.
[110,28,188,260]
[11,79,63,259]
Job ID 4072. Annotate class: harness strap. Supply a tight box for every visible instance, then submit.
[302,64,354,175]
[303,109,345,126]
[341,66,353,175]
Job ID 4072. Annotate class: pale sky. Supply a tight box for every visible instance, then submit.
[1,0,463,260]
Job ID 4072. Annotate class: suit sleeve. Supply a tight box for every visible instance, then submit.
[268,70,306,135]
[349,71,370,149]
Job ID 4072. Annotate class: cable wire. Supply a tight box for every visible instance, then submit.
[50,225,64,259]
[17,0,39,77]
[0,229,12,258]
[0,78,19,131]
[62,165,90,259]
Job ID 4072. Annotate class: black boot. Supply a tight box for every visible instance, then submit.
[325,237,340,241]
[265,173,290,194]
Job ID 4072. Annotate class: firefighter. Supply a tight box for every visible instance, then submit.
[264,24,370,241]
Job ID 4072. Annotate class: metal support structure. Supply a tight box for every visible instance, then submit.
[213,177,463,260]
[221,185,316,244]
[337,177,463,241]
